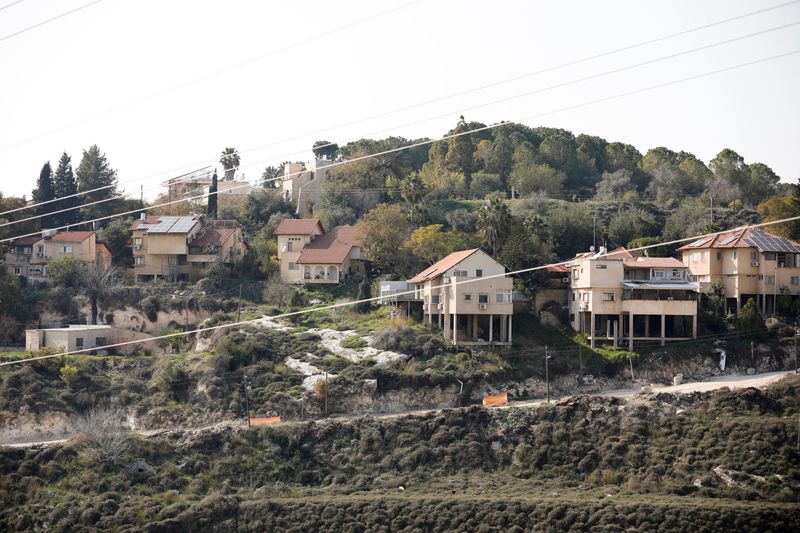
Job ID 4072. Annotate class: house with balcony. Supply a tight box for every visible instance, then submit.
[407,249,514,346]
[4,230,111,284]
[131,215,245,282]
[679,228,800,316]
[275,218,365,284]
[567,247,698,349]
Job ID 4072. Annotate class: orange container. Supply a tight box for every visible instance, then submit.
[250,416,281,426]
[482,392,508,407]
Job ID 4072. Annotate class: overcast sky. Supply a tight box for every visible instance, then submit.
[0,0,798,203]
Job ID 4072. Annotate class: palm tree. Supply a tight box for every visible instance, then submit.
[477,194,511,256]
[219,147,240,181]
[79,263,118,325]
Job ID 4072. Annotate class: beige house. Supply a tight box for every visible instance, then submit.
[568,247,698,349]
[679,228,800,316]
[25,324,155,355]
[5,230,111,284]
[275,218,365,284]
[280,159,334,216]
[132,215,245,282]
[162,167,214,204]
[408,249,514,346]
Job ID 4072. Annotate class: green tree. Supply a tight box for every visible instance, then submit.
[100,218,133,266]
[509,140,565,197]
[477,194,511,256]
[595,169,635,199]
[497,223,554,296]
[52,152,79,227]
[405,224,475,265]
[357,204,413,277]
[312,140,339,161]
[736,298,766,334]
[76,145,119,223]
[446,116,476,192]
[606,207,657,248]
[746,162,780,205]
[486,127,515,183]
[60,364,79,388]
[48,256,82,287]
[207,170,218,219]
[662,197,709,242]
[32,161,56,228]
[355,279,372,313]
[78,263,118,325]
[220,147,240,181]
[756,195,800,240]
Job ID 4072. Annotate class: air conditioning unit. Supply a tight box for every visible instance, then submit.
[422,304,429,312]
[751,261,759,267]
[437,303,443,310]
[479,303,488,310]
[561,277,570,283]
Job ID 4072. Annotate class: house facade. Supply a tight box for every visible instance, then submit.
[679,228,800,315]
[280,159,334,216]
[408,249,514,346]
[4,230,111,283]
[567,248,698,349]
[132,215,245,282]
[276,218,365,284]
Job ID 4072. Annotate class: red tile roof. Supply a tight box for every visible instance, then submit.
[408,249,480,284]
[296,226,361,265]
[275,218,325,236]
[50,231,93,242]
[546,264,570,273]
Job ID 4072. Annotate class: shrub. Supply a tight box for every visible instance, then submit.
[372,325,445,359]
[140,296,161,322]
[340,336,367,350]
[59,365,79,389]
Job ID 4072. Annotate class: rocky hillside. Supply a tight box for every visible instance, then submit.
[1,375,798,531]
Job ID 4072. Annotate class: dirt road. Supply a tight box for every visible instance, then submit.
[2,370,794,449]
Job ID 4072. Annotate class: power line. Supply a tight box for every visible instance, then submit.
[2,0,797,216]
[0,0,425,152]
[4,212,800,367]
[0,43,800,237]
[0,0,108,43]
[1,47,797,244]
[0,0,27,13]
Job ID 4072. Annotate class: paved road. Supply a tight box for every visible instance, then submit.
[3,370,795,449]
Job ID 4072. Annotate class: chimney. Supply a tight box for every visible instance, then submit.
[140,212,146,220]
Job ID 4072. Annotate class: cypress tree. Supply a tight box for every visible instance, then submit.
[76,145,118,223]
[207,171,218,219]
[32,162,55,228]
[52,153,79,228]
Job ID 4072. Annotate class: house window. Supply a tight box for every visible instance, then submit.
[60,245,72,253]
[75,337,84,349]
[478,294,489,304]
[582,293,589,302]
[766,275,775,285]
[792,276,799,285]
[475,269,483,278]
[431,294,440,304]
[453,269,468,277]
[572,268,579,279]
[288,262,298,270]
[595,264,607,269]
[167,256,177,266]
[464,293,471,301]
[286,242,293,252]
[134,237,142,247]
[602,292,615,302]
[569,313,575,322]
[496,291,512,304]
[750,251,758,262]
[764,252,776,261]
[732,250,737,260]
[36,244,43,257]
[134,257,144,266]
[13,266,20,275]
[95,337,106,346]
[716,251,722,261]
[653,269,665,279]
[571,292,576,301]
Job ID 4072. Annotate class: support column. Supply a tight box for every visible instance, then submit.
[660,313,666,346]
[489,314,493,343]
[452,313,457,346]
[508,314,512,344]
[473,315,478,341]
[644,316,650,338]
[629,313,634,351]
[590,312,595,348]
[737,296,742,313]
[613,320,618,349]
[692,314,698,339]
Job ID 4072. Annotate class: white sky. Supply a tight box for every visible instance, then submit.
[0,0,799,203]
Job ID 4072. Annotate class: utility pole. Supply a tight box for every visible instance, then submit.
[710,195,714,225]
[578,345,584,383]
[751,340,755,371]
[592,216,597,251]
[795,322,798,374]
[545,346,550,404]
[324,371,329,415]
[237,283,243,322]
[242,374,251,427]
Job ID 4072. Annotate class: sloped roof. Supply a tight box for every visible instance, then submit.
[275,218,325,236]
[408,249,481,284]
[296,226,361,264]
[131,216,161,230]
[622,256,686,269]
[546,264,570,273]
[189,227,236,248]
[677,228,800,253]
[12,235,42,246]
[131,215,200,234]
[606,247,634,259]
[50,231,93,242]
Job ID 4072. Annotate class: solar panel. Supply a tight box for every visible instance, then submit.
[744,230,800,253]
[718,235,737,246]
[689,238,710,247]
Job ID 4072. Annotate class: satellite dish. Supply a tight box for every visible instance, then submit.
[590,246,595,252]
